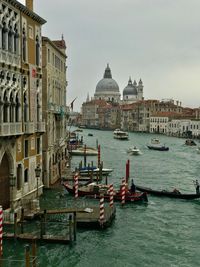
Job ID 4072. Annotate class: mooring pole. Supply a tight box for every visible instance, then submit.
[73,212,77,242]
[14,213,17,239]
[21,208,24,234]
[25,245,30,267]
[69,214,73,244]
[32,239,37,267]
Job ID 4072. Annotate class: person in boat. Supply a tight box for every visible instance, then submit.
[194,180,200,194]
[173,188,181,194]
[130,179,136,193]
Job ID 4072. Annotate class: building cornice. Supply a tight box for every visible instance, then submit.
[5,0,46,25]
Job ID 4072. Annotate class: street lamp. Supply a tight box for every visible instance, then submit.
[35,164,41,199]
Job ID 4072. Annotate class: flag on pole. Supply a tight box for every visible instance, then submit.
[70,97,77,111]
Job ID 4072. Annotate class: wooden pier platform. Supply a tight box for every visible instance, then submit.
[77,206,116,229]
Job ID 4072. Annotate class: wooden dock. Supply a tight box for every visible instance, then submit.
[76,206,116,229]
[3,206,116,245]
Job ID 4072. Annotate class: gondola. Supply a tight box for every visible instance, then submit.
[135,185,200,199]
[63,182,148,203]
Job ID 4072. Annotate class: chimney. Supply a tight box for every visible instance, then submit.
[26,0,33,11]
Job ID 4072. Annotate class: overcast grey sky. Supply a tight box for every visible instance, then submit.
[20,0,200,111]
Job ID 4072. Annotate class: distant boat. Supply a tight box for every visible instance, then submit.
[197,147,200,154]
[147,138,169,151]
[185,139,197,146]
[113,129,129,140]
[88,133,93,137]
[127,146,141,155]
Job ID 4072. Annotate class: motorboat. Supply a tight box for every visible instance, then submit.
[127,146,141,155]
[63,182,148,203]
[113,129,129,140]
[69,147,98,156]
[135,185,200,199]
[74,166,113,176]
[147,138,169,151]
[185,139,197,146]
[88,133,93,136]
[197,147,200,154]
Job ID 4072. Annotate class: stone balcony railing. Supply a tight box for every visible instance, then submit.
[36,121,46,133]
[0,122,23,136]
[24,122,34,134]
[0,49,20,68]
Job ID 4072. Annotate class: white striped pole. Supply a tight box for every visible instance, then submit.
[0,206,3,257]
[99,193,105,227]
[121,177,126,206]
[74,173,79,198]
[109,184,114,208]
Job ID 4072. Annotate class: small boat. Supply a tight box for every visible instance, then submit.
[135,185,200,199]
[127,146,141,155]
[63,182,148,203]
[88,133,93,136]
[75,166,113,176]
[185,139,197,146]
[113,129,129,140]
[147,138,169,151]
[69,147,98,156]
[196,147,200,154]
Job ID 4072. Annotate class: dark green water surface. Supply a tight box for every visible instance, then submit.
[3,129,200,266]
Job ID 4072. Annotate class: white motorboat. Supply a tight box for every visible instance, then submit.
[69,147,98,156]
[127,146,141,155]
[75,167,113,176]
[113,129,129,140]
[147,138,169,151]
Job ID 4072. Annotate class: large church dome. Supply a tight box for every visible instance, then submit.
[94,64,120,102]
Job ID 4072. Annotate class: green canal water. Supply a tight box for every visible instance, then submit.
[3,128,200,267]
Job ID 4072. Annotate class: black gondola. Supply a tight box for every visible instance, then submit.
[135,185,200,199]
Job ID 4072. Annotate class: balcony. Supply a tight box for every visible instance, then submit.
[24,122,34,134]
[0,49,20,68]
[36,121,46,133]
[0,122,23,136]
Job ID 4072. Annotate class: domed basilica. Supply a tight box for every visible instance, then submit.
[94,64,121,102]
[93,64,144,104]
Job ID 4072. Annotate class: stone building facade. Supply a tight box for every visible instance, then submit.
[42,36,68,187]
[0,0,46,215]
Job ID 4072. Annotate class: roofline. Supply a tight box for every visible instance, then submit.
[42,36,67,58]
[6,0,46,25]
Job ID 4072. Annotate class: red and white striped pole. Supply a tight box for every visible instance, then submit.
[109,184,114,208]
[0,206,3,257]
[121,177,126,206]
[99,193,105,227]
[74,173,79,198]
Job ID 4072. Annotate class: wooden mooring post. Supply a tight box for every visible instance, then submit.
[25,245,30,267]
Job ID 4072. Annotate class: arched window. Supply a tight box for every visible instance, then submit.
[10,91,14,122]
[2,22,7,50]
[14,25,19,54]
[22,27,26,62]
[23,92,28,122]
[3,91,9,122]
[36,35,40,66]
[15,93,20,122]
[8,25,13,52]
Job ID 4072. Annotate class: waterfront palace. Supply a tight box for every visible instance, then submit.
[0,0,69,220]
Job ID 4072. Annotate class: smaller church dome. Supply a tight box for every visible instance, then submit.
[123,77,137,96]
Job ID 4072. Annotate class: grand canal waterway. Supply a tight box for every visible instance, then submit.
[4,128,200,266]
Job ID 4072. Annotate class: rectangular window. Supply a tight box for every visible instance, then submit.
[24,140,28,158]
[37,137,40,154]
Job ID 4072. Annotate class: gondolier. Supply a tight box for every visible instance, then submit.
[194,180,200,194]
